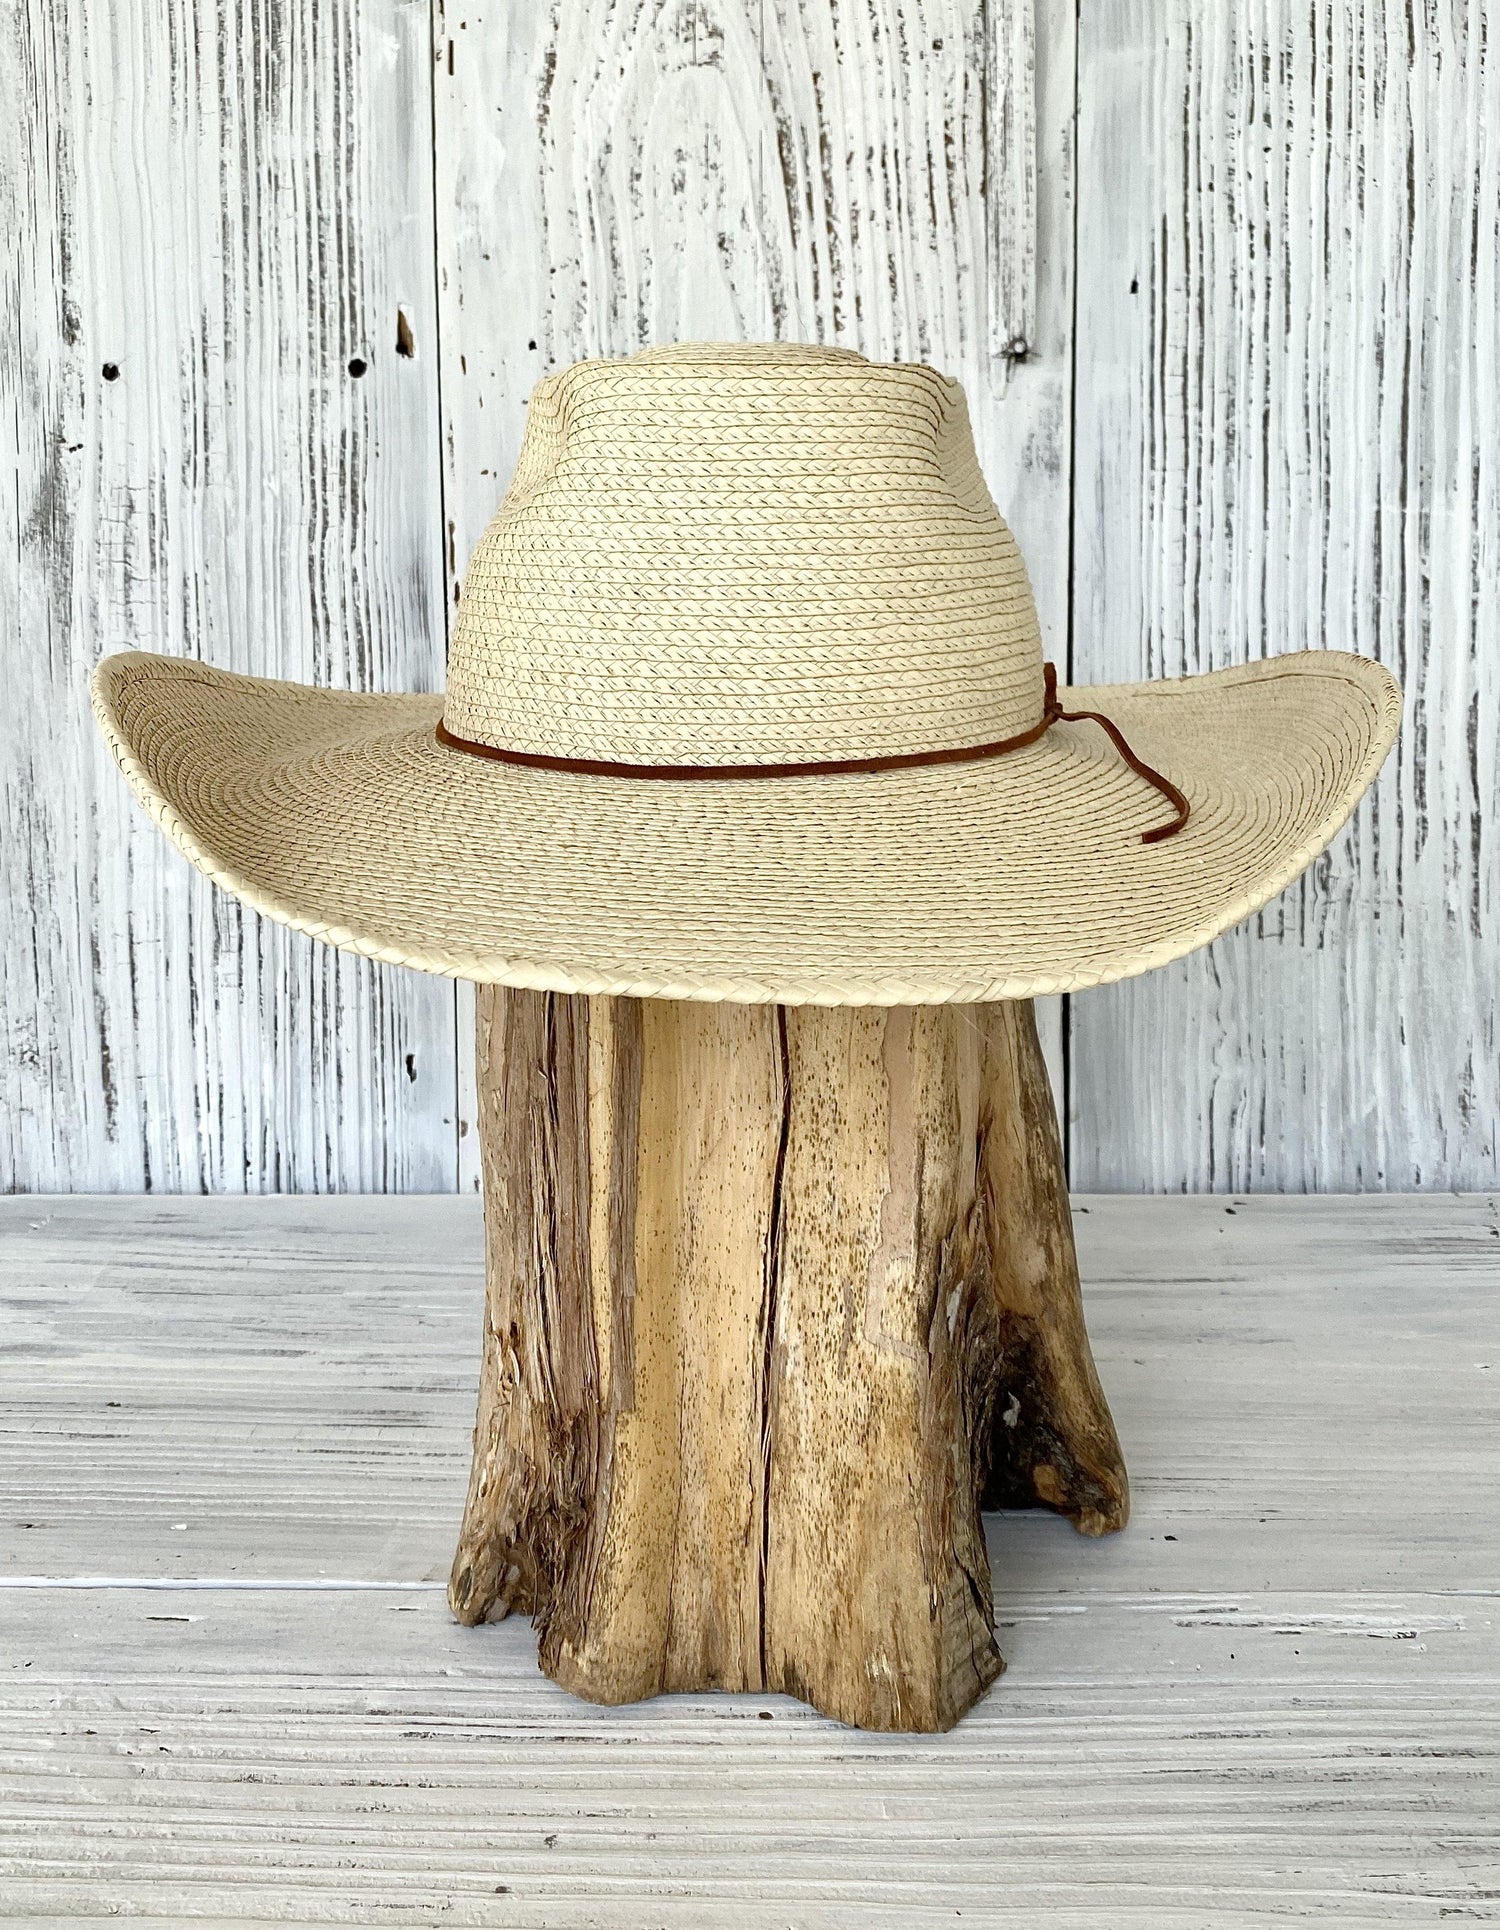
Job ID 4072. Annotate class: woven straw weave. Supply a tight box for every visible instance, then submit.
[446,343,1041,765]
[91,342,1401,1007]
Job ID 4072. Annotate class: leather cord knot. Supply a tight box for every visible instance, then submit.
[1039,663,1191,845]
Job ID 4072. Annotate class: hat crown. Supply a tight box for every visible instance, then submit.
[443,343,1044,767]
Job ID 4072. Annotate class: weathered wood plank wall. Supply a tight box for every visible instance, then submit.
[1,1,1491,1192]
[1069,0,1496,1191]
[2,0,458,1191]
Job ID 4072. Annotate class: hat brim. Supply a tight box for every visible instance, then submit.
[91,649,1400,1006]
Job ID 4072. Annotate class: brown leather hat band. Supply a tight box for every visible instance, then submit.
[434,661,1191,845]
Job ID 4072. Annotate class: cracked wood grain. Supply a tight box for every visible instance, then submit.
[449,988,1124,1731]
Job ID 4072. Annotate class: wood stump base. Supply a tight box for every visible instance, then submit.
[449,989,1127,1733]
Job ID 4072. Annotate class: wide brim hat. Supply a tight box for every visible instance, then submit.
[92,344,1401,1008]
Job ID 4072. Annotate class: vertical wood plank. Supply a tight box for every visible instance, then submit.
[432,0,1069,665]
[1070,0,1497,1189]
[987,0,1037,363]
[1,1,457,1190]
[432,0,1074,1128]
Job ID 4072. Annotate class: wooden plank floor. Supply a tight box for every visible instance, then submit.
[1,1195,1496,1926]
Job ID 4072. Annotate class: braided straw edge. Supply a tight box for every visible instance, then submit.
[88,656,1403,1009]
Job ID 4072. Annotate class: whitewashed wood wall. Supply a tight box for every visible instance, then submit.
[2,1,1493,1193]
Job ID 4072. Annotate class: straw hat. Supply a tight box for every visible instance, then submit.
[92,342,1400,1007]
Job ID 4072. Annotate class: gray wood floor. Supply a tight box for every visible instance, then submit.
[1,1194,1496,1926]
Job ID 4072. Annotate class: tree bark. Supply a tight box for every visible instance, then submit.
[449,988,1127,1732]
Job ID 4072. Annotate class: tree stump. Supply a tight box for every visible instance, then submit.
[449,988,1127,1732]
